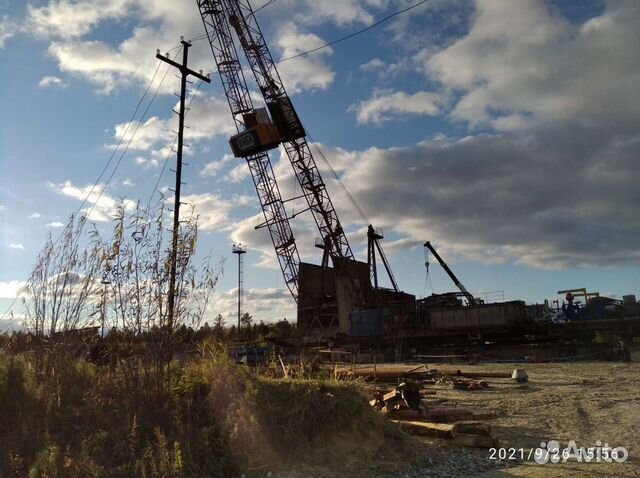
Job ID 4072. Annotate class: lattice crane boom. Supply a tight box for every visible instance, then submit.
[223,0,355,263]
[197,0,300,301]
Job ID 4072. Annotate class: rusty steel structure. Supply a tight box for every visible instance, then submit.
[197,0,356,304]
[197,0,300,300]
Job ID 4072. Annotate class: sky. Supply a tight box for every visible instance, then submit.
[1,0,639,329]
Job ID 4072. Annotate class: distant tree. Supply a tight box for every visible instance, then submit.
[213,314,225,340]
[229,325,237,341]
[256,321,269,340]
[195,321,212,342]
[273,318,293,337]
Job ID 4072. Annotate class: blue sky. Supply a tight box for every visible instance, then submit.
[1,0,639,328]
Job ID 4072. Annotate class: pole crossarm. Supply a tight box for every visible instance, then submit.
[156,41,212,83]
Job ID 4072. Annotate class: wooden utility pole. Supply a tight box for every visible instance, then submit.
[157,39,210,356]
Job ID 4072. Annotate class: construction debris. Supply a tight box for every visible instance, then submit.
[452,379,490,390]
[371,379,423,411]
[360,363,507,450]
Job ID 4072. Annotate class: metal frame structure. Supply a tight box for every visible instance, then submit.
[367,225,399,293]
[197,0,300,300]
[223,0,355,264]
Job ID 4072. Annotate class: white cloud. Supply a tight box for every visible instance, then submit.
[201,161,225,178]
[224,164,251,184]
[27,0,135,39]
[358,57,412,81]
[351,90,444,124]
[0,280,27,299]
[180,192,254,231]
[9,244,25,250]
[49,180,136,222]
[0,205,6,211]
[28,212,41,219]
[423,0,640,130]
[274,0,389,27]
[122,178,135,186]
[0,14,16,48]
[321,132,640,269]
[207,287,295,324]
[201,153,234,178]
[360,58,386,72]
[38,75,68,88]
[275,23,335,94]
[46,222,65,228]
[115,95,234,162]
[30,1,208,94]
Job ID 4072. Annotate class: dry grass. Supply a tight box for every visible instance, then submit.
[0,345,426,478]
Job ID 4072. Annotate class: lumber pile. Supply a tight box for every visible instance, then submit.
[362,365,503,447]
[370,383,498,447]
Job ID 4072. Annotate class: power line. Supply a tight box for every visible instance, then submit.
[84,49,180,223]
[253,0,277,14]
[0,51,181,326]
[73,60,164,219]
[278,0,431,63]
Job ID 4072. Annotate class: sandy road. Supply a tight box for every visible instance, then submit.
[419,362,640,478]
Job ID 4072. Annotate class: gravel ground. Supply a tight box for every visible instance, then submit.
[272,362,639,478]
[382,361,640,478]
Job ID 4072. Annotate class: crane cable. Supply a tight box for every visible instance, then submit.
[278,0,431,63]
[83,48,180,224]
[423,245,432,297]
[186,0,430,64]
[307,133,368,225]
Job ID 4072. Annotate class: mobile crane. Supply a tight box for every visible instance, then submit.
[424,241,480,306]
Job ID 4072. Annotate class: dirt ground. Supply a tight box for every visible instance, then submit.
[404,361,640,478]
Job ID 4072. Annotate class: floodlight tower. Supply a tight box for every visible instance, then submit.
[232,244,247,331]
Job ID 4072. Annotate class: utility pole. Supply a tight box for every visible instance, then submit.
[232,244,247,335]
[157,39,210,355]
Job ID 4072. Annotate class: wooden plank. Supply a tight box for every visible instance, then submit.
[456,422,492,436]
[392,420,458,438]
[437,368,511,378]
